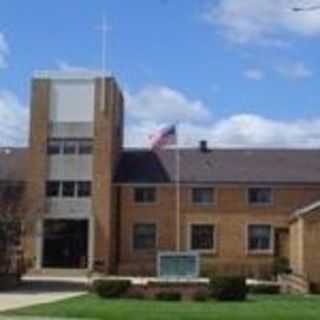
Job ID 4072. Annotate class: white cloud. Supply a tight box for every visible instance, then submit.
[57,61,93,73]
[126,113,320,148]
[0,33,9,69]
[275,61,313,79]
[125,85,320,148]
[1,83,320,150]
[244,68,264,80]
[0,91,28,146]
[125,85,211,124]
[57,61,109,76]
[203,0,320,45]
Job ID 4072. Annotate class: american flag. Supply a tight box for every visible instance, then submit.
[150,124,177,149]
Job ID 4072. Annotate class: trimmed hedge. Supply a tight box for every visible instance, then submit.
[248,284,280,295]
[192,290,209,302]
[209,276,248,301]
[92,279,131,298]
[155,291,182,301]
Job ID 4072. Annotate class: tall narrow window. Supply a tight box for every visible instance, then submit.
[192,188,215,205]
[248,225,273,252]
[133,224,156,250]
[190,225,215,251]
[134,187,156,204]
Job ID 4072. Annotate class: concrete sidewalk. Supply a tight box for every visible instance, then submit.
[0,278,86,312]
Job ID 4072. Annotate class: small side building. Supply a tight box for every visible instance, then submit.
[290,202,320,292]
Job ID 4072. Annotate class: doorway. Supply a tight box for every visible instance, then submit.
[42,219,88,268]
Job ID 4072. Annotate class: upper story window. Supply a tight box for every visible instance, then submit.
[248,224,273,252]
[46,181,60,197]
[133,223,157,250]
[46,181,91,198]
[47,139,61,155]
[79,140,93,155]
[47,139,93,155]
[78,181,91,197]
[190,224,215,251]
[134,187,156,204]
[63,140,77,155]
[248,187,272,205]
[62,181,76,197]
[192,187,215,205]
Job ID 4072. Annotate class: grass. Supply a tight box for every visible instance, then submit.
[4,294,320,320]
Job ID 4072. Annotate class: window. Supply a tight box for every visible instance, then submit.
[248,187,272,205]
[62,181,75,197]
[248,225,273,252]
[47,139,61,155]
[192,187,214,204]
[46,181,60,197]
[77,181,91,197]
[134,187,156,203]
[133,224,156,250]
[190,224,215,251]
[63,140,77,155]
[79,140,93,154]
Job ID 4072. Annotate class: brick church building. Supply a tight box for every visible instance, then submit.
[1,72,320,287]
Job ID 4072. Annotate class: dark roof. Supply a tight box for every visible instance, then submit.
[115,148,320,184]
[0,148,28,181]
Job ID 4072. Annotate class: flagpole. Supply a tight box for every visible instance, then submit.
[176,123,181,252]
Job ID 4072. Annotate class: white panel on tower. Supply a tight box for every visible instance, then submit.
[49,79,95,123]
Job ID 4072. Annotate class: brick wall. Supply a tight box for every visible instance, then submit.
[92,78,123,273]
[24,79,50,266]
[117,184,320,277]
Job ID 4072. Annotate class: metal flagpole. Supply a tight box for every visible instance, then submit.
[176,123,181,252]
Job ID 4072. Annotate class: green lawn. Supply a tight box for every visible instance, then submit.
[4,294,320,320]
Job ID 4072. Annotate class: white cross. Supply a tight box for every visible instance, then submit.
[98,16,112,76]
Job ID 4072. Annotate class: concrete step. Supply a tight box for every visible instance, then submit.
[26,268,89,278]
[279,274,310,294]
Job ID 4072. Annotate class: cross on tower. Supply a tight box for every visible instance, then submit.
[98,16,111,111]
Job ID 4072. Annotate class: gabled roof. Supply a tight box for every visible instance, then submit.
[294,200,320,218]
[115,148,320,184]
[0,148,28,181]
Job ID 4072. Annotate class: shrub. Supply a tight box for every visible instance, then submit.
[272,257,291,276]
[192,290,209,302]
[209,276,248,301]
[155,291,182,301]
[248,284,280,295]
[92,280,131,298]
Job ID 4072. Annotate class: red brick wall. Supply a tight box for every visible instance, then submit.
[117,184,320,277]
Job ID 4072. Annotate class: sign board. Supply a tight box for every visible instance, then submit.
[157,251,199,279]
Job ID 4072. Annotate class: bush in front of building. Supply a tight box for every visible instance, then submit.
[192,290,209,302]
[155,291,182,301]
[248,283,280,295]
[272,257,291,276]
[209,276,248,301]
[92,279,131,298]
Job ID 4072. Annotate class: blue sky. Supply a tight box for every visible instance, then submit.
[1,0,320,147]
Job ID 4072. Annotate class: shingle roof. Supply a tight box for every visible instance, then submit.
[115,148,320,184]
[0,148,28,181]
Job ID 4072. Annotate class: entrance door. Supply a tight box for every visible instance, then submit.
[275,228,289,258]
[42,220,88,268]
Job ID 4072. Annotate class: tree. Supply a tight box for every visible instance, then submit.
[0,180,25,274]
